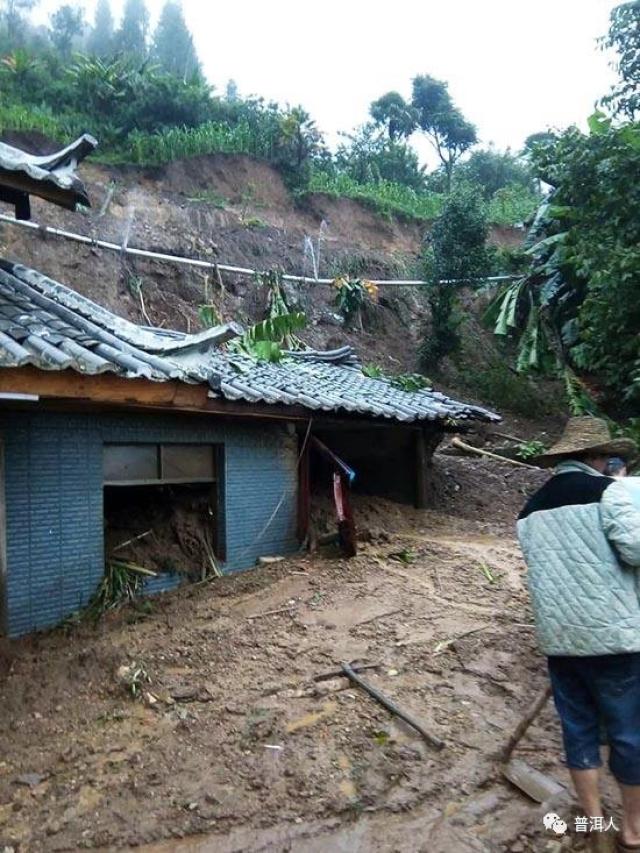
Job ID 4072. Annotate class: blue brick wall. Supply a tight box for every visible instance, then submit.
[0,410,299,636]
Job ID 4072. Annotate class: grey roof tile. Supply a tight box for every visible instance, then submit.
[0,260,500,425]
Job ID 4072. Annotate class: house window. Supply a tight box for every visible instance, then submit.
[103,443,225,569]
[103,443,217,486]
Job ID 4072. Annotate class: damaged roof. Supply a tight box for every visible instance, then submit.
[0,134,97,220]
[0,261,499,424]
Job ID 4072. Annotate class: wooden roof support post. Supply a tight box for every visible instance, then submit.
[414,429,428,509]
[414,426,444,509]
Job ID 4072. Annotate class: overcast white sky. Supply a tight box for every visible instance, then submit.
[34,0,620,163]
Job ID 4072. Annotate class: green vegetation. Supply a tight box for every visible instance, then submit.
[332,276,379,329]
[306,172,537,226]
[227,271,306,362]
[420,184,490,367]
[0,1,539,226]
[516,440,546,460]
[486,0,640,433]
[307,172,442,220]
[462,357,558,418]
[88,558,155,617]
[491,113,640,405]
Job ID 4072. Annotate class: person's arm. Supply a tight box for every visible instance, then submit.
[601,480,640,567]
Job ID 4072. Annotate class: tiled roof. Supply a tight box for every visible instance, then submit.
[0,134,97,218]
[0,260,499,425]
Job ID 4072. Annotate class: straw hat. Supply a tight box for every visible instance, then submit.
[536,416,637,467]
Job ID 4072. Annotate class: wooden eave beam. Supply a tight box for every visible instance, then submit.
[0,367,454,432]
[0,366,309,422]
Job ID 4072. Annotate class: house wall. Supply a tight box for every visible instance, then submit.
[0,409,299,637]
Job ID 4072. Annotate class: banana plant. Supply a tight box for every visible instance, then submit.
[229,312,307,362]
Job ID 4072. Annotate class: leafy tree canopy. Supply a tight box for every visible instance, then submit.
[49,3,83,57]
[152,1,200,79]
[87,0,114,57]
[335,123,426,190]
[456,147,534,198]
[114,0,148,58]
[411,74,477,189]
[491,115,640,404]
[421,184,490,366]
[369,91,416,140]
[601,0,640,118]
[1,0,38,45]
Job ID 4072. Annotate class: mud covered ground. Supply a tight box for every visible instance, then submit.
[0,457,619,853]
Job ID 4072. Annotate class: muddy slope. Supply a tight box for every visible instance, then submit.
[0,142,523,373]
[0,457,613,853]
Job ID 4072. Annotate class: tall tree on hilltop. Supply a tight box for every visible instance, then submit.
[49,3,84,57]
[1,0,38,45]
[601,0,640,118]
[87,0,114,57]
[411,74,477,190]
[114,0,148,59]
[151,0,200,78]
[369,91,416,141]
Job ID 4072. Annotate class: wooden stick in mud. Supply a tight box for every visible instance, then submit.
[112,529,153,553]
[340,660,445,751]
[500,684,552,763]
[451,437,540,470]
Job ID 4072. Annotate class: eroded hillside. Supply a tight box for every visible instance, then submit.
[0,137,522,375]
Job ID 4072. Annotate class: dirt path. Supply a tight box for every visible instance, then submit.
[0,459,615,852]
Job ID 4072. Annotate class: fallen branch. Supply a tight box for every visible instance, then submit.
[499,684,552,763]
[341,660,445,751]
[451,437,539,469]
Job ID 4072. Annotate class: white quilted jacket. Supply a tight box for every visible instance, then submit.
[517,465,640,656]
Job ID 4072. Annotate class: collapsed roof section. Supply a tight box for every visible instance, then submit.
[0,134,97,220]
[0,260,500,425]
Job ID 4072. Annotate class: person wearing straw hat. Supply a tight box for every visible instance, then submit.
[518,417,640,851]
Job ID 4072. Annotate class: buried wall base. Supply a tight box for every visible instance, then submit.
[0,409,299,637]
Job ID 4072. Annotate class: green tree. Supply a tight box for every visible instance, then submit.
[151,0,200,78]
[601,0,640,118]
[49,4,84,57]
[411,74,477,190]
[1,0,38,45]
[369,91,416,140]
[273,106,324,189]
[335,123,426,190]
[522,131,556,155]
[114,0,148,58]
[225,78,238,101]
[421,184,489,367]
[457,147,534,198]
[87,0,114,57]
[491,115,640,402]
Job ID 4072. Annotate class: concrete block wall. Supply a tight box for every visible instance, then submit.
[0,409,299,637]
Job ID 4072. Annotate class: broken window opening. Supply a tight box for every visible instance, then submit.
[103,444,225,580]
